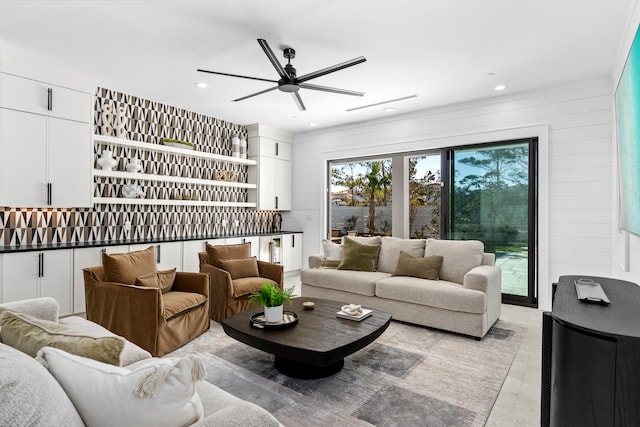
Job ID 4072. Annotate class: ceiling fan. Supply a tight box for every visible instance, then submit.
[197,38,366,111]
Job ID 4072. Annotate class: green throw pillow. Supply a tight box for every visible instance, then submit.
[337,237,381,272]
[0,311,124,366]
[393,251,443,280]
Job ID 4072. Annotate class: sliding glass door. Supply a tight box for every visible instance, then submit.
[446,139,537,306]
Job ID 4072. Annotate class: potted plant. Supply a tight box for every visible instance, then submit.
[249,283,296,323]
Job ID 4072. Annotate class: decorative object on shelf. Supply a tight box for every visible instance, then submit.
[162,138,195,150]
[213,170,239,182]
[239,138,247,158]
[248,283,296,323]
[231,135,240,158]
[125,158,143,173]
[122,184,145,199]
[101,104,114,136]
[97,150,118,171]
[114,105,127,138]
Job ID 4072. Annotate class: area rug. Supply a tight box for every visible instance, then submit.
[166,320,524,426]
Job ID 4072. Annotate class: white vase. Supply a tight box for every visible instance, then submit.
[264,305,283,323]
[126,158,142,173]
[231,136,240,158]
[97,150,117,171]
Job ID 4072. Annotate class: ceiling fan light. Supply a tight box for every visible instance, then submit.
[279,83,300,93]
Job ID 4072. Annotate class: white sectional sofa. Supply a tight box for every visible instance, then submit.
[301,237,502,338]
[0,297,281,427]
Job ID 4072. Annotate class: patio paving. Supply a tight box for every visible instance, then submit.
[495,251,529,297]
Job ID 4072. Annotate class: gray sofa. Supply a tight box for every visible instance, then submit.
[301,237,501,338]
[0,297,281,427]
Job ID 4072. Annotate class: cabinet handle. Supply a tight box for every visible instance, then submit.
[292,235,295,248]
[275,196,278,210]
[101,248,106,254]
[276,142,279,156]
[38,253,44,278]
[47,183,52,205]
[156,245,161,264]
[47,88,53,111]
[241,238,246,244]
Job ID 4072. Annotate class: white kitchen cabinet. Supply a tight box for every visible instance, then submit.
[0,68,93,207]
[72,245,128,314]
[247,124,293,211]
[182,239,219,272]
[0,250,73,316]
[282,233,303,272]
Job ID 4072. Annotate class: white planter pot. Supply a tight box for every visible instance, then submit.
[264,305,283,323]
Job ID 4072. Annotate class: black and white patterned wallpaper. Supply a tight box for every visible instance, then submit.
[0,88,279,246]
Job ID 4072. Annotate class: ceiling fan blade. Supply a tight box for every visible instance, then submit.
[197,69,277,83]
[291,92,306,111]
[299,83,365,97]
[233,86,278,102]
[257,39,289,79]
[296,56,366,83]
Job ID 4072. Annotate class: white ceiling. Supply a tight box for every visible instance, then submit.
[0,0,635,134]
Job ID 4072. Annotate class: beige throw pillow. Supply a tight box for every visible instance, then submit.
[134,268,177,293]
[206,242,251,268]
[102,246,157,284]
[336,237,381,272]
[217,257,260,279]
[0,311,124,366]
[393,251,443,280]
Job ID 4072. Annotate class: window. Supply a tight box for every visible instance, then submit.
[329,158,392,237]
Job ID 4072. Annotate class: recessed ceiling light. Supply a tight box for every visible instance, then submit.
[494,85,507,91]
[310,123,317,127]
[195,82,208,88]
[384,107,396,112]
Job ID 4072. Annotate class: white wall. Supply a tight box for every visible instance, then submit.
[285,79,614,311]
[611,0,640,283]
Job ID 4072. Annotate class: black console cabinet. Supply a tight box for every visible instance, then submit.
[541,275,640,426]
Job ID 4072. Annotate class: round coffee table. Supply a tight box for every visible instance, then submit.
[221,297,392,379]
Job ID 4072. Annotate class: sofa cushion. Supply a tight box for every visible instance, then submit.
[378,237,426,273]
[162,292,208,320]
[337,236,381,272]
[217,257,260,279]
[103,246,157,284]
[37,347,205,427]
[232,277,277,298]
[135,268,176,293]
[0,311,124,365]
[393,251,443,280]
[0,342,84,427]
[301,267,390,296]
[206,242,251,268]
[424,239,484,284]
[375,276,486,314]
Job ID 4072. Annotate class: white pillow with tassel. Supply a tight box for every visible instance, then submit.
[37,346,205,427]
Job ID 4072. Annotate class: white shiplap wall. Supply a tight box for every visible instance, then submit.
[285,79,613,311]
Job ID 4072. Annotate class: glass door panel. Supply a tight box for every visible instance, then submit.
[448,139,536,306]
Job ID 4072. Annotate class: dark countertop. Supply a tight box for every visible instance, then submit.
[0,231,303,253]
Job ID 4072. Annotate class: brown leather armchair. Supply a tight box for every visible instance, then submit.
[83,266,210,357]
[198,242,283,322]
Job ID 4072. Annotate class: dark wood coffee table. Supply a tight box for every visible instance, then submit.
[221,297,392,379]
